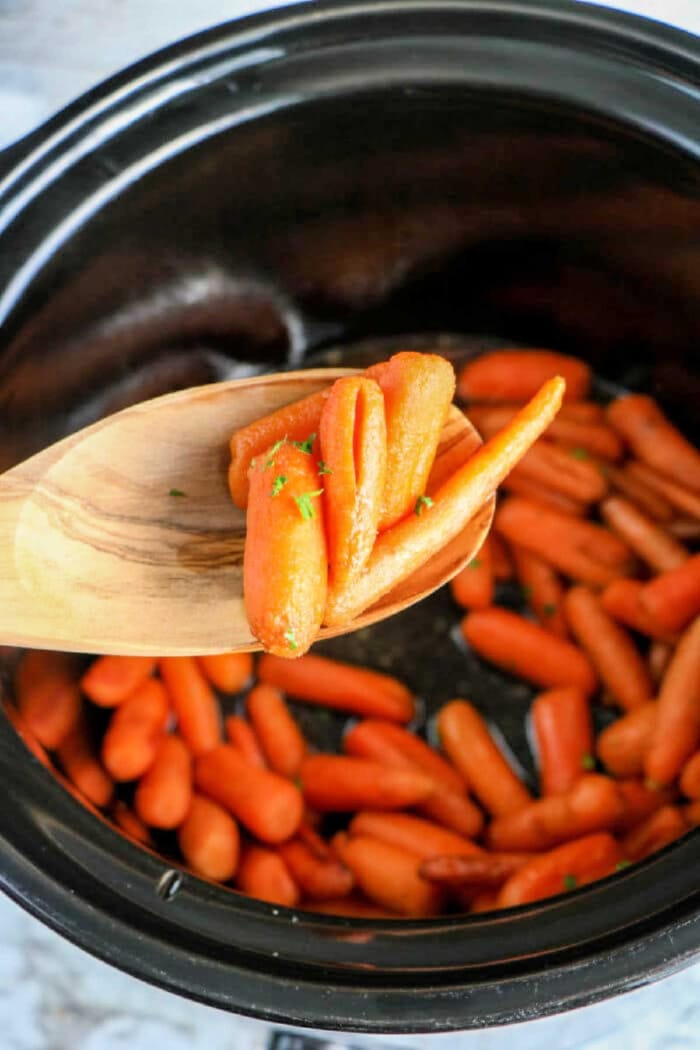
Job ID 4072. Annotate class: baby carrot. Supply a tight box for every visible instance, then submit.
[425,428,482,496]
[639,554,700,635]
[373,352,456,531]
[531,688,593,795]
[621,805,687,862]
[111,800,153,846]
[469,891,501,913]
[236,844,300,907]
[177,794,240,882]
[278,834,354,900]
[457,349,590,403]
[645,617,700,785]
[450,538,494,610]
[512,547,568,637]
[343,719,467,795]
[438,700,532,817]
[490,532,514,581]
[246,683,307,779]
[600,496,688,573]
[101,677,170,781]
[159,657,221,757]
[224,715,266,767]
[299,755,434,812]
[195,744,304,843]
[564,586,654,711]
[305,896,399,918]
[57,713,114,808]
[607,464,675,523]
[336,834,445,917]
[607,394,700,493]
[348,812,482,860]
[626,461,700,520]
[319,376,386,587]
[325,377,566,625]
[196,653,252,694]
[258,653,414,723]
[680,752,700,800]
[134,735,192,830]
[497,833,622,908]
[649,641,674,686]
[615,778,678,833]
[506,440,609,503]
[419,853,532,889]
[244,441,328,658]
[600,579,675,642]
[15,651,81,750]
[500,473,588,517]
[596,702,657,778]
[462,608,598,694]
[3,701,51,767]
[467,405,622,460]
[81,656,156,708]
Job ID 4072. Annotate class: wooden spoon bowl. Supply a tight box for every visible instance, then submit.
[0,369,493,655]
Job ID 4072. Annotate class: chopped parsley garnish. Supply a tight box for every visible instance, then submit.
[317,461,333,476]
[581,753,596,771]
[543,602,558,617]
[284,629,298,651]
[271,475,288,497]
[415,494,434,516]
[616,860,632,872]
[563,873,578,891]
[294,489,324,520]
[468,558,482,570]
[570,447,589,461]
[265,437,287,469]
[169,488,186,497]
[292,432,316,454]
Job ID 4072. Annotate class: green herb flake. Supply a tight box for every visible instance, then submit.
[292,432,317,454]
[294,489,324,521]
[581,753,596,771]
[264,437,287,470]
[284,629,298,651]
[543,602,558,617]
[271,475,288,497]
[317,461,333,476]
[570,447,590,461]
[294,775,304,790]
[169,488,187,497]
[616,860,632,872]
[468,558,482,570]
[414,494,434,516]
[563,873,578,891]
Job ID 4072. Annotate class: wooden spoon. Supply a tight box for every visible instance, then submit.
[0,369,493,655]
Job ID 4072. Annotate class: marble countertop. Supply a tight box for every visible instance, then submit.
[1,1,700,1047]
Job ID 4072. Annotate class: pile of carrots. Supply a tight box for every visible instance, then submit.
[4,347,700,918]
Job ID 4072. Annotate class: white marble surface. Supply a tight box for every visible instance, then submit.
[2,1,700,1047]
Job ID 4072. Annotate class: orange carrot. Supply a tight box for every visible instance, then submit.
[299,755,434,812]
[457,349,590,403]
[639,554,700,635]
[111,800,153,846]
[512,547,568,637]
[258,653,414,723]
[467,404,622,460]
[497,833,622,907]
[645,617,700,785]
[335,833,445,917]
[324,378,566,625]
[415,788,486,840]
[244,441,328,657]
[596,702,657,778]
[531,688,593,795]
[450,538,494,610]
[607,394,700,493]
[438,700,532,817]
[680,751,700,800]
[246,683,307,778]
[564,587,653,711]
[236,844,300,907]
[607,465,675,523]
[502,440,608,504]
[600,579,675,642]
[81,656,156,708]
[600,496,688,573]
[134,735,192,829]
[348,812,482,860]
[195,744,304,843]
[56,713,114,808]
[419,852,532,888]
[487,774,623,852]
[305,895,399,918]
[224,715,267,768]
[196,653,253,693]
[626,461,700,520]
[3,701,51,767]
[426,428,482,496]
[319,375,387,586]
[621,805,687,862]
[669,519,700,541]
[177,794,240,882]
[278,833,354,900]
[462,608,598,694]
[615,778,677,833]
[649,641,674,686]
[500,473,588,517]
[343,719,467,795]
[159,657,221,757]
[469,891,501,913]
[490,533,514,581]
[101,678,170,781]
[15,651,81,750]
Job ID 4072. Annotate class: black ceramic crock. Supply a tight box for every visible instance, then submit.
[1,0,700,1033]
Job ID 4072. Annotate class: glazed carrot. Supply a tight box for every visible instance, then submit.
[615,779,677,833]
[81,656,156,708]
[236,844,300,907]
[462,608,598,694]
[159,657,221,757]
[111,801,153,845]
[343,719,467,795]
[531,688,593,795]
[57,713,114,808]
[335,834,445,917]
[258,653,414,723]
[246,683,307,778]
[621,805,687,862]
[470,891,501,913]
[196,653,252,694]
[670,519,700,540]
[305,895,399,918]
[450,538,494,610]
[415,787,486,839]
[371,352,455,531]
[600,579,675,642]
[319,375,387,586]
[649,641,674,686]
[2,701,51,767]
[600,496,688,573]
[639,555,700,635]
[177,794,240,882]
[467,405,622,460]
[512,547,568,637]
[324,377,566,625]
[419,853,532,888]
[495,497,630,587]
[596,702,657,778]
[278,835,354,900]
[626,461,700,520]
[564,587,653,711]
[497,833,622,908]
[228,387,327,508]
[348,812,482,860]
[500,473,588,517]
[438,701,532,817]
[244,441,328,657]
[680,752,700,800]
[506,440,608,504]
[134,735,192,829]
[15,651,81,750]
[457,349,590,403]
[607,394,700,493]
[195,744,304,843]
[224,715,266,768]
[299,755,434,812]
[487,774,623,852]
[645,617,700,785]
[489,532,514,581]
[425,428,482,496]
[607,465,674,523]
[101,678,170,781]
